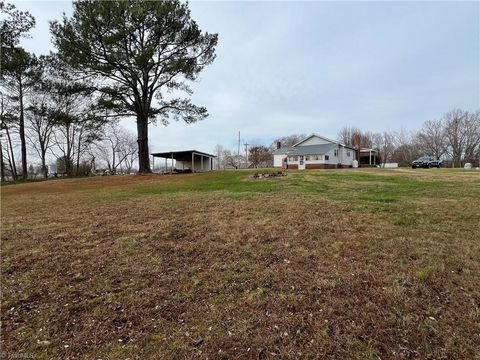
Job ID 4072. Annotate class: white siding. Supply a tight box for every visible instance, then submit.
[341,147,355,165]
[274,154,285,167]
[325,148,337,164]
[324,146,355,166]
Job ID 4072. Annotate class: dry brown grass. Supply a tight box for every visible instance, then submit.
[1,169,479,359]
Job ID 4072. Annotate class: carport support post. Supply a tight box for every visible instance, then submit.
[171,153,174,174]
[201,155,203,172]
[191,152,194,173]
[165,157,167,173]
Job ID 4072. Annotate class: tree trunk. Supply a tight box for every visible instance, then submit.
[111,145,116,175]
[5,125,17,180]
[38,134,49,179]
[0,137,5,182]
[41,152,48,179]
[76,132,82,174]
[5,145,15,181]
[136,113,151,173]
[65,124,73,175]
[18,81,28,180]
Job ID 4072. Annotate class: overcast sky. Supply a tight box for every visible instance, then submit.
[13,0,480,154]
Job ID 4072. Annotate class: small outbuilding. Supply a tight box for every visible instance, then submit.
[151,150,215,173]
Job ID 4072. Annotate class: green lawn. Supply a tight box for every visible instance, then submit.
[1,168,479,359]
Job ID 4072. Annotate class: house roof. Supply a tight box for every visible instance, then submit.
[272,147,293,155]
[273,143,339,155]
[292,134,354,149]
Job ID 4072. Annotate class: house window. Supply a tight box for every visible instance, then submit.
[288,156,298,162]
[347,150,351,157]
[325,155,329,160]
[306,155,324,161]
[334,149,338,157]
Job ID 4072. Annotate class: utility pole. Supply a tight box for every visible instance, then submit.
[244,142,249,169]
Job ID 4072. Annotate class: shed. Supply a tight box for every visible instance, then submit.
[151,150,215,173]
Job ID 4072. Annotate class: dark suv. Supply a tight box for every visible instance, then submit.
[411,156,442,169]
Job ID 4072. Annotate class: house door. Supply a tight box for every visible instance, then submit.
[299,156,305,170]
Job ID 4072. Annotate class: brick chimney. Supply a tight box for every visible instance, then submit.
[276,141,282,149]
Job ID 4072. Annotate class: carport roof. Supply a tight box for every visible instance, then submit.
[151,150,216,160]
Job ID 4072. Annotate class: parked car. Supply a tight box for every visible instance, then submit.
[411,156,442,169]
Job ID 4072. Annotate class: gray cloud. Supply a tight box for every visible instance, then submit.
[14,0,480,154]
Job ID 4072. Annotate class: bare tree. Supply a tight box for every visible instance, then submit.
[0,92,18,180]
[249,145,272,168]
[443,109,470,167]
[337,126,375,148]
[372,131,396,166]
[25,92,55,178]
[272,134,307,148]
[95,121,138,174]
[52,116,101,175]
[214,144,225,170]
[392,129,421,166]
[223,149,244,169]
[92,120,138,175]
[337,126,360,147]
[1,124,18,180]
[94,121,123,174]
[463,110,480,165]
[118,132,138,174]
[416,119,446,159]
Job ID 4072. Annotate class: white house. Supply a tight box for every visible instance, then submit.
[273,134,356,169]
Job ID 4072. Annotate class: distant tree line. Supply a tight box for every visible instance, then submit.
[337,109,480,167]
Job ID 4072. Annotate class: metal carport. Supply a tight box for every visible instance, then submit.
[151,150,215,173]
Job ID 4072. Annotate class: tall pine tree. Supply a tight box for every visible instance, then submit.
[51,0,217,173]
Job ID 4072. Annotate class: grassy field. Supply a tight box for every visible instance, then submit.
[1,168,479,359]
